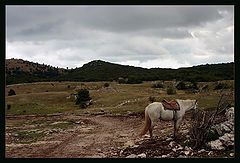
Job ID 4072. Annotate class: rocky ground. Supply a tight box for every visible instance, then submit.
[5,111,234,158]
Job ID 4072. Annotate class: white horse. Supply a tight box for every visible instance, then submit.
[140,99,198,138]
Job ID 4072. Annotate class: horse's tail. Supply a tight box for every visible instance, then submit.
[139,110,151,136]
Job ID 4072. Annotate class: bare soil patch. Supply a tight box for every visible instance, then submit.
[5,112,233,158]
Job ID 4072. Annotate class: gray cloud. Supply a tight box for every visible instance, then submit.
[6,5,233,69]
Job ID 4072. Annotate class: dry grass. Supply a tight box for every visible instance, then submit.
[5,81,234,116]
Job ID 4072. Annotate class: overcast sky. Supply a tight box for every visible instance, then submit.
[6,5,234,69]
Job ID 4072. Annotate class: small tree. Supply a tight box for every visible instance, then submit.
[75,89,92,108]
[167,86,176,95]
[8,89,16,96]
[104,83,110,87]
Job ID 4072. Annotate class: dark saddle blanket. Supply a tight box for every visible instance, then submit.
[162,99,180,111]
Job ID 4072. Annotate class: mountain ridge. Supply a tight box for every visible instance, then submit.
[6,58,234,85]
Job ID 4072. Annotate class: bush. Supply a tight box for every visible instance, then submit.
[202,84,209,91]
[75,89,92,108]
[149,96,156,103]
[167,86,176,95]
[8,89,16,96]
[152,81,164,88]
[214,82,228,90]
[190,81,199,90]
[176,81,186,90]
[118,77,127,84]
[104,83,110,87]
[126,77,142,84]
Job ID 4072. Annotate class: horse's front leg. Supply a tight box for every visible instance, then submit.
[173,117,182,139]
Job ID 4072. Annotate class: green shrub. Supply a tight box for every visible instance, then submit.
[214,82,229,90]
[7,104,11,110]
[126,77,142,84]
[8,89,16,96]
[75,89,92,108]
[104,83,110,87]
[167,86,176,95]
[176,81,186,90]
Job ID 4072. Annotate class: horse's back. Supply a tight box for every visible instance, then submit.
[145,102,162,121]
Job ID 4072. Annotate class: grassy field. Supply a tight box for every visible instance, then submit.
[5,80,234,116]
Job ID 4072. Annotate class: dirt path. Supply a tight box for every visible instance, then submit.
[6,113,147,158]
[6,112,231,158]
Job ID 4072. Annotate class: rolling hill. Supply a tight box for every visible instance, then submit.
[5,59,234,85]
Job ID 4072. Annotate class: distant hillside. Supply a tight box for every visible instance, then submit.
[6,59,234,85]
[6,59,67,84]
[59,60,234,83]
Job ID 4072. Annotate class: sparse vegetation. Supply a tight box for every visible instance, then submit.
[214,82,229,90]
[152,81,164,88]
[149,96,156,103]
[5,81,234,158]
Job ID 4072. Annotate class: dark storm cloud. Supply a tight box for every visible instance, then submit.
[7,6,228,40]
[6,5,233,68]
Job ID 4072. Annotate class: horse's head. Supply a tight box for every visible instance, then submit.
[191,100,198,114]
[193,100,198,110]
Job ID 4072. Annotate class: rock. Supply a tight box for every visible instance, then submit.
[143,134,150,138]
[169,141,177,147]
[133,145,139,148]
[226,107,234,121]
[161,155,167,158]
[178,155,187,158]
[220,123,232,133]
[119,149,124,155]
[126,153,147,158]
[120,134,128,137]
[184,151,190,156]
[126,154,138,158]
[219,133,234,147]
[198,149,206,153]
[207,139,224,150]
[229,153,234,157]
[123,140,135,148]
[137,153,146,158]
[166,137,173,141]
[176,145,183,150]
[184,146,192,151]
[208,151,213,156]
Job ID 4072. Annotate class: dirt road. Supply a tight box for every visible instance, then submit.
[5,112,231,158]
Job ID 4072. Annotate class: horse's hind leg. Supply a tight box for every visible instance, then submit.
[149,122,154,138]
[149,126,153,138]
